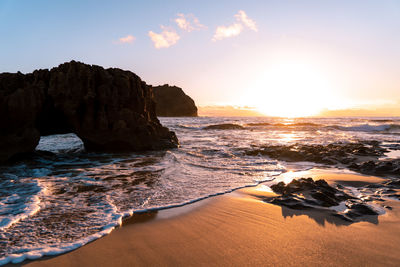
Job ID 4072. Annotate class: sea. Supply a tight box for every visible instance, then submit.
[1,116,400,264]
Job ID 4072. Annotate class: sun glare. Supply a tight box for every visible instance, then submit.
[245,61,341,117]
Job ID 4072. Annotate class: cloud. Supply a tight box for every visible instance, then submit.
[175,13,206,32]
[148,26,180,49]
[212,23,243,41]
[117,35,135,44]
[235,10,258,32]
[212,10,257,41]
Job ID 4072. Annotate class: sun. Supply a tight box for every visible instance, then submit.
[244,60,341,117]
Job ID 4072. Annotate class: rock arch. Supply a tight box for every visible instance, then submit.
[0,61,178,162]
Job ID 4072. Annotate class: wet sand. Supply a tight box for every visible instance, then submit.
[20,169,400,266]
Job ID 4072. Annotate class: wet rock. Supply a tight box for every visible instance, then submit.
[244,141,400,177]
[0,61,179,162]
[270,196,314,210]
[348,163,360,170]
[339,157,355,165]
[336,184,344,189]
[269,178,352,207]
[266,177,383,222]
[345,200,378,216]
[151,84,198,117]
[359,161,376,172]
[270,181,286,194]
[203,124,245,130]
[375,161,394,173]
[310,190,339,207]
[384,179,400,188]
[365,183,383,189]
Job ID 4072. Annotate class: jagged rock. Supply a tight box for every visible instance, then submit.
[151,84,197,117]
[266,178,382,221]
[269,178,354,209]
[0,61,178,162]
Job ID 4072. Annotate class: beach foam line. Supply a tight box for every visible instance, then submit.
[0,172,284,266]
[0,180,46,231]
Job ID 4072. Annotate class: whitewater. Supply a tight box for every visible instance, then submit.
[1,116,400,265]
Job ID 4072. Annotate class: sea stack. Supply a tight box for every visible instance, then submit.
[0,61,178,162]
[152,84,198,117]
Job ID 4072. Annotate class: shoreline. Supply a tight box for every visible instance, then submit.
[13,168,400,266]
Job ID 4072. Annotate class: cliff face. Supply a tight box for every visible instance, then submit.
[152,84,198,117]
[0,61,178,162]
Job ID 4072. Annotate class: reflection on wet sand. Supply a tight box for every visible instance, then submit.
[279,205,379,226]
[122,211,158,226]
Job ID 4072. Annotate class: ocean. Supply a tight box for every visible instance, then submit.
[1,116,400,264]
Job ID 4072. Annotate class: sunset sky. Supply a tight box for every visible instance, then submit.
[1,0,399,116]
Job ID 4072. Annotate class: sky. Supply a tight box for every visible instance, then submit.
[1,0,399,116]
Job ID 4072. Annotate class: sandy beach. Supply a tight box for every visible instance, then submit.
[2,2,400,265]
[16,169,400,267]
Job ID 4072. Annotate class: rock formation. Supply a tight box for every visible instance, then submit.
[266,178,382,222]
[151,84,197,117]
[0,61,178,162]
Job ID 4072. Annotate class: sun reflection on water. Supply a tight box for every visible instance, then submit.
[282,171,298,184]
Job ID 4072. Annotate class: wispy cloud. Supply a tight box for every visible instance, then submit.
[235,10,258,32]
[148,26,180,49]
[212,10,257,41]
[175,13,206,32]
[117,34,136,44]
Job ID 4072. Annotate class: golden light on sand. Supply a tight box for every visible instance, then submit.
[246,61,341,117]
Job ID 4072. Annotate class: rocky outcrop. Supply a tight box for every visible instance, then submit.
[244,141,400,177]
[265,178,384,222]
[0,61,178,162]
[151,84,197,117]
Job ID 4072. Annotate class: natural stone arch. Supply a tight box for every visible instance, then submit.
[0,61,178,162]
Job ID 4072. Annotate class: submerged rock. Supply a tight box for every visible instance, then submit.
[151,84,197,117]
[0,61,179,162]
[203,123,245,130]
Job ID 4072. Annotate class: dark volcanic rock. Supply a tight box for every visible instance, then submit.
[270,178,353,208]
[0,61,178,162]
[152,84,197,117]
[265,178,383,222]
